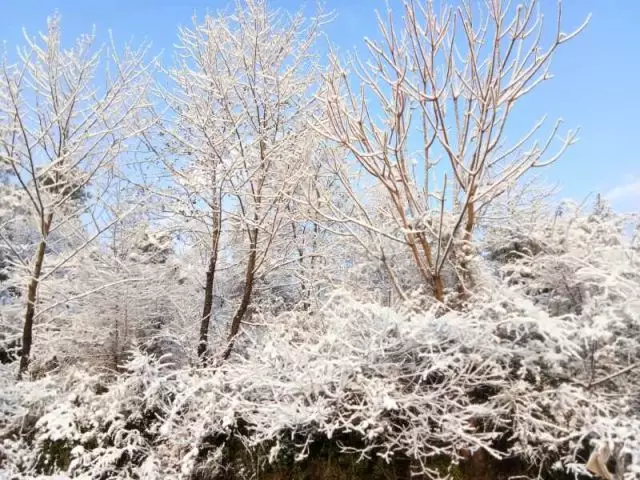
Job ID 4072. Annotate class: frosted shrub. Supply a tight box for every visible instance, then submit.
[2,271,640,478]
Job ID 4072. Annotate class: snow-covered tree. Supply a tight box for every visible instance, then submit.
[0,16,152,376]
[2,3,639,480]
[316,0,588,305]
[157,0,326,360]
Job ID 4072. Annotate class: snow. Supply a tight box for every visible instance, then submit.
[0,1,638,479]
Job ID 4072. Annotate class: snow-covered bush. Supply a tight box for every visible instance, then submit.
[2,262,639,478]
[0,2,637,480]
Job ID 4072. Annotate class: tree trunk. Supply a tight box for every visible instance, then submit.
[222,228,258,360]
[433,273,445,303]
[198,200,222,363]
[18,212,53,379]
[288,210,309,310]
[457,187,477,298]
[197,259,216,361]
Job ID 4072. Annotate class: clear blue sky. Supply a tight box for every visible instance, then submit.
[1,0,638,211]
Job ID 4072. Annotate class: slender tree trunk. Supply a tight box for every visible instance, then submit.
[198,192,222,363]
[305,221,319,310]
[458,187,477,296]
[433,274,445,303]
[288,209,309,310]
[449,186,478,306]
[197,258,216,360]
[463,187,477,244]
[18,212,53,379]
[113,312,119,370]
[222,228,258,360]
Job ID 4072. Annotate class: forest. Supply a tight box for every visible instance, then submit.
[0,0,638,479]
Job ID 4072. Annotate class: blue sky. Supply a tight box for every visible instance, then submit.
[1,0,638,211]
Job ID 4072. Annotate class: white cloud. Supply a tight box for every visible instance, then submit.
[605,178,640,210]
